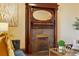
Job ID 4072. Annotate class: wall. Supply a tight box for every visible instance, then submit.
[0,3,25,49]
[58,3,79,44]
[16,3,79,48]
[4,3,79,48]
[9,3,25,49]
[17,3,79,48]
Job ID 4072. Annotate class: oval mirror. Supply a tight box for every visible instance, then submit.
[33,10,52,21]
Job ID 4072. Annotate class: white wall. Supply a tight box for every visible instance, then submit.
[16,3,79,48]
[9,3,25,49]
[58,3,79,44]
[18,4,25,49]
[7,3,79,48]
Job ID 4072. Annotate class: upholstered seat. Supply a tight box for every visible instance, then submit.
[0,33,14,56]
[0,36,8,56]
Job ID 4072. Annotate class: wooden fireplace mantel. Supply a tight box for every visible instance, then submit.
[25,3,58,55]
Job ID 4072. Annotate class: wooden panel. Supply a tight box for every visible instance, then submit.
[28,3,58,9]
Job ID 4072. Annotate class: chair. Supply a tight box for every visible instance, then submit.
[12,40,25,56]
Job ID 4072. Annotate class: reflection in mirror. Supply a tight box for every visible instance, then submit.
[33,10,52,21]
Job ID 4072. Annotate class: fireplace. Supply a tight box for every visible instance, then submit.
[32,29,54,53]
[35,34,49,52]
[25,3,58,54]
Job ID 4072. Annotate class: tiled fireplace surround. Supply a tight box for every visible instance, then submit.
[32,29,54,53]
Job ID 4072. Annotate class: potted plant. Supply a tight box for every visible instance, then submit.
[58,40,65,53]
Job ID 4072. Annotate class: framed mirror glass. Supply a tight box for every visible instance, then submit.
[33,10,52,21]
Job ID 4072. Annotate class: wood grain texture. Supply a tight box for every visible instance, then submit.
[28,3,58,9]
[25,3,58,55]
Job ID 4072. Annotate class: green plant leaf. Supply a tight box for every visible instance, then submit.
[58,40,65,46]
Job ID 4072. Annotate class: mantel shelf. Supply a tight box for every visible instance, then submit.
[32,22,55,26]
